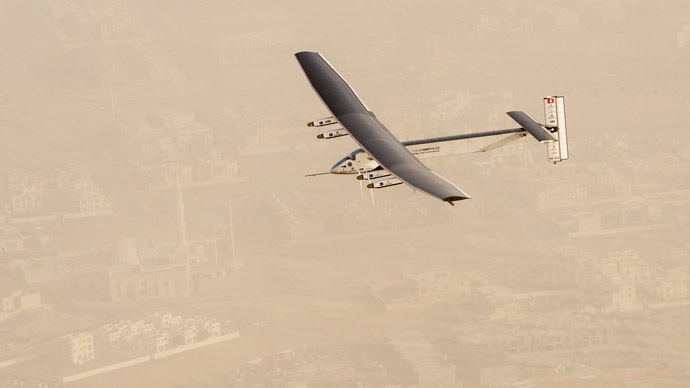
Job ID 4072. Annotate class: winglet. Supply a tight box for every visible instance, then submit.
[507,111,556,143]
[443,195,470,205]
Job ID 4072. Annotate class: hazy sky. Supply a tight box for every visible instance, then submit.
[1,1,690,387]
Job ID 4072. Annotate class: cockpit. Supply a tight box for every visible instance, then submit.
[330,149,378,174]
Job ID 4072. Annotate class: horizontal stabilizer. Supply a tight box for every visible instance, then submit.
[507,111,556,143]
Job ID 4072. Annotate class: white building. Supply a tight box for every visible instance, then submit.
[148,312,173,329]
[372,270,472,310]
[537,178,588,210]
[96,313,223,354]
[95,324,122,346]
[170,326,197,346]
[0,290,41,321]
[610,284,642,312]
[596,250,650,285]
[656,279,690,301]
[58,333,94,364]
[0,226,24,253]
[655,268,690,301]
[8,173,43,214]
[111,237,140,266]
[204,319,221,337]
[68,178,112,215]
[134,332,169,353]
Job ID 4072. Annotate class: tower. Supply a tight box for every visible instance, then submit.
[229,201,238,271]
[175,178,188,250]
[175,177,191,295]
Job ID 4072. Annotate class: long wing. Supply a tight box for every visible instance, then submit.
[295,51,470,204]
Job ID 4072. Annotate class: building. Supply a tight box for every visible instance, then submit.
[389,332,456,387]
[135,43,187,83]
[537,178,588,210]
[655,268,690,301]
[164,113,213,154]
[488,142,534,167]
[204,319,221,338]
[141,159,241,189]
[109,265,190,302]
[0,290,41,321]
[457,315,609,354]
[95,324,123,347]
[371,270,471,310]
[187,317,221,340]
[8,173,43,214]
[596,250,650,285]
[678,21,690,49]
[610,284,642,312]
[243,129,290,154]
[54,164,113,216]
[96,319,157,348]
[58,333,94,364]
[55,164,90,190]
[107,238,207,301]
[95,313,223,355]
[45,0,136,41]
[490,302,525,321]
[134,332,169,353]
[108,184,197,302]
[148,312,173,329]
[5,165,112,220]
[111,238,140,266]
[409,270,472,301]
[122,113,216,164]
[0,226,23,253]
[70,179,112,215]
[119,114,242,188]
[656,278,690,301]
[574,212,603,234]
[171,325,197,346]
[15,256,71,285]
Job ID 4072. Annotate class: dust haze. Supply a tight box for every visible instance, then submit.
[1,0,690,387]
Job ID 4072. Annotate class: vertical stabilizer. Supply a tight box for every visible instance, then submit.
[544,96,568,163]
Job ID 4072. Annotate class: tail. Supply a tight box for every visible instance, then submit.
[543,96,569,163]
[507,96,569,164]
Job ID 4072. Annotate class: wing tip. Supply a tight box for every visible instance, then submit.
[443,195,471,205]
[295,51,318,58]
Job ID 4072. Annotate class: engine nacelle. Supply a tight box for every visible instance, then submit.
[357,170,391,181]
[307,116,338,127]
[317,128,348,139]
[367,177,402,189]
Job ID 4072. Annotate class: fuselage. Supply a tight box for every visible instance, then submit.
[330,128,527,174]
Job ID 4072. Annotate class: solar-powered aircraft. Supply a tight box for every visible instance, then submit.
[295,51,569,205]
